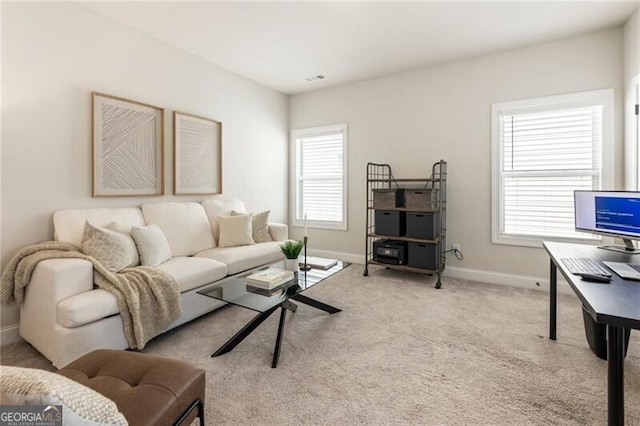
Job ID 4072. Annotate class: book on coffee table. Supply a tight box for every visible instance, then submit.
[246,281,289,296]
[299,257,338,270]
[246,268,294,289]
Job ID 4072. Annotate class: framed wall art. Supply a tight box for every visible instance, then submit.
[92,92,164,197]
[173,111,222,195]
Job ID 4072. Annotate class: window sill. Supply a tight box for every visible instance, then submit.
[492,234,601,248]
[292,222,347,232]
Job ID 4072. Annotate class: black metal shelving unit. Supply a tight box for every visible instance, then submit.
[364,160,447,288]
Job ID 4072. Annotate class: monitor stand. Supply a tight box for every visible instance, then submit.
[598,238,640,254]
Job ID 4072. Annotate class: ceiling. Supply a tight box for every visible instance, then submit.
[82,1,640,95]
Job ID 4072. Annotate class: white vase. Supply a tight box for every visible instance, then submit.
[284,258,299,272]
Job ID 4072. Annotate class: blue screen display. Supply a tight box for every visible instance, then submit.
[595,196,640,235]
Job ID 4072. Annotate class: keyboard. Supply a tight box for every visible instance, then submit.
[560,257,611,277]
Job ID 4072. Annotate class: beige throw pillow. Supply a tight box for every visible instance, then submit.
[232,210,272,243]
[105,222,140,266]
[201,198,248,244]
[131,224,172,266]
[218,214,255,248]
[81,221,139,272]
[0,366,128,425]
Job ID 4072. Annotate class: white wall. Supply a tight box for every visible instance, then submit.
[624,8,640,190]
[290,28,624,282]
[1,3,288,330]
[0,3,3,333]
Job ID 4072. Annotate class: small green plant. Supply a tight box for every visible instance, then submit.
[279,240,304,259]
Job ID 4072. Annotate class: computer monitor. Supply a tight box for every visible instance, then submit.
[575,190,640,254]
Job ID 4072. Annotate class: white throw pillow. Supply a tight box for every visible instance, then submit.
[217,214,255,248]
[81,221,139,272]
[0,366,127,425]
[232,210,272,243]
[131,224,172,266]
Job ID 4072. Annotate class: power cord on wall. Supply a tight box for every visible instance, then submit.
[444,248,464,261]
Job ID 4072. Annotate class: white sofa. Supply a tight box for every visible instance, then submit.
[19,197,288,368]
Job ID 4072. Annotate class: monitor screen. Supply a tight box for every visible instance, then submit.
[574,190,640,240]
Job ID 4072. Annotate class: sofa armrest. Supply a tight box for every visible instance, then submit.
[29,258,95,303]
[20,259,94,349]
[268,223,288,241]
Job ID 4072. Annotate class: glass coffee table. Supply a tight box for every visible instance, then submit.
[198,260,349,368]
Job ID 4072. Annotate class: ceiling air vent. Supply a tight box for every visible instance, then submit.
[305,75,326,82]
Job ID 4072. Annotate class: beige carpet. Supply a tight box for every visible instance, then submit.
[3,264,640,425]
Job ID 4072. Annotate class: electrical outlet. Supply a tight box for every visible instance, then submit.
[452,243,461,252]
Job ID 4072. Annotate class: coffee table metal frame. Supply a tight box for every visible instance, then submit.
[198,260,348,368]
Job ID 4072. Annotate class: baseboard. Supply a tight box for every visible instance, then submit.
[307,249,574,295]
[307,248,363,266]
[443,266,574,295]
[1,323,20,345]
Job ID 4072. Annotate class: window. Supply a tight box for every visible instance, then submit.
[491,89,614,247]
[291,124,347,231]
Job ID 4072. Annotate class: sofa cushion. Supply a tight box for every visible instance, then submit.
[0,366,127,425]
[58,289,119,328]
[142,202,215,256]
[201,197,247,243]
[54,207,145,247]
[80,222,139,272]
[131,225,172,266]
[233,210,273,243]
[196,241,283,275]
[156,256,227,293]
[217,214,255,248]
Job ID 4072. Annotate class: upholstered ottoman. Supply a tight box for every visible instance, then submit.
[57,350,205,426]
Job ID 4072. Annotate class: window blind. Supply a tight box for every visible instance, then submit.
[500,105,603,240]
[295,129,345,224]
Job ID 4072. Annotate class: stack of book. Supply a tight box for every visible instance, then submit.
[245,268,295,296]
[298,256,338,270]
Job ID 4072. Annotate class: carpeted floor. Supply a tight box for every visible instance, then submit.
[3,264,640,425]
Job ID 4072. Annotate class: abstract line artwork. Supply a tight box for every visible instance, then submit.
[92,92,164,197]
[173,111,222,195]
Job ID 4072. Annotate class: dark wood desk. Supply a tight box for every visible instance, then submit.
[544,241,640,426]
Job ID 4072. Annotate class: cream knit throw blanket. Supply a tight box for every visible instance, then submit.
[0,241,183,349]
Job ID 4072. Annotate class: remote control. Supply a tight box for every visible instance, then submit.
[578,273,611,283]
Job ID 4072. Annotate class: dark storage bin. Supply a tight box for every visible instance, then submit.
[408,242,441,270]
[406,212,439,240]
[582,305,631,360]
[373,188,405,209]
[375,210,406,236]
[405,189,438,209]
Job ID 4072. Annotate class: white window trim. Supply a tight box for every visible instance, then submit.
[491,88,615,248]
[289,123,348,231]
[629,73,640,191]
